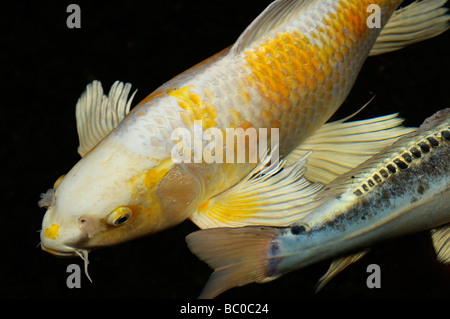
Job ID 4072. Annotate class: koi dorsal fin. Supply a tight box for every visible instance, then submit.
[75,80,137,157]
[230,0,318,55]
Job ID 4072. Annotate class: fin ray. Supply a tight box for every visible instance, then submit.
[370,0,450,56]
[76,80,137,157]
[190,151,323,229]
[186,226,281,299]
[230,0,318,55]
[285,113,415,184]
[316,250,368,292]
[431,223,450,264]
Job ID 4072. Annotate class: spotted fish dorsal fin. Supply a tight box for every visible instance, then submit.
[76,80,137,157]
[230,0,318,55]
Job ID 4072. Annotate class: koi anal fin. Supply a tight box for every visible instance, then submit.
[76,80,137,157]
[186,226,281,299]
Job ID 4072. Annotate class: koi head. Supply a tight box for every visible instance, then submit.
[39,137,203,270]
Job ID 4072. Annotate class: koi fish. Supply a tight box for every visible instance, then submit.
[187,108,450,298]
[39,0,448,275]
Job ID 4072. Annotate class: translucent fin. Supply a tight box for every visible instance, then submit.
[370,0,450,56]
[316,250,368,292]
[230,0,317,55]
[431,223,450,264]
[284,113,416,184]
[186,226,282,299]
[76,80,137,157]
[190,151,323,229]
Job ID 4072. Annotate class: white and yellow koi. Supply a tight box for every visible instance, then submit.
[39,0,448,274]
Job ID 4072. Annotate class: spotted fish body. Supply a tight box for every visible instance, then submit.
[269,109,450,278]
[187,109,450,298]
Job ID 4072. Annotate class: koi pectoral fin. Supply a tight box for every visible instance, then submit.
[189,152,323,229]
[76,80,137,157]
[186,226,281,299]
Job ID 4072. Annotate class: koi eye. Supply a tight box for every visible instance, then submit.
[53,174,65,189]
[107,206,133,226]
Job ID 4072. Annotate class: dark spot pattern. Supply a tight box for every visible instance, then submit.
[426,136,439,147]
[418,141,430,153]
[409,147,421,158]
[393,158,408,170]
[290,225,306,235]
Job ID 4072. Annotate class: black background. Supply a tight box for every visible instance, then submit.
[1,0,449,301]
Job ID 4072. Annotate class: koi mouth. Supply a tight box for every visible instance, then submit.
[41,243,93,282]
[40,241,77,256]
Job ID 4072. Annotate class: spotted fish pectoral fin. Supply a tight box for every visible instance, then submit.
[431,223,450,264]
[369,0,450,56]
[186,226,282,299]
[76,80,137,157]
[285,112,416,184]
[315,250,369,293]
[190,151,324,229]
[230,0,318,55]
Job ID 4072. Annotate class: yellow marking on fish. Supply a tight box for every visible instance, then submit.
[241,0,390,119]
[143,168,169,190]
[198,200,210,213]
[239,121,253,130]
[167,85,195,103]
[44,224,59,240]
[177,100,190,111]
[168,85,218,129]
[199,196,264,224]
[230,109,242,125]
[142,159,173,190]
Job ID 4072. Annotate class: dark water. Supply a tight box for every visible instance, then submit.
[1,0,449,304]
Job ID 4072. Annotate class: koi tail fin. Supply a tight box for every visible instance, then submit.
[186,226,282,299]
[370,0,450,56]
